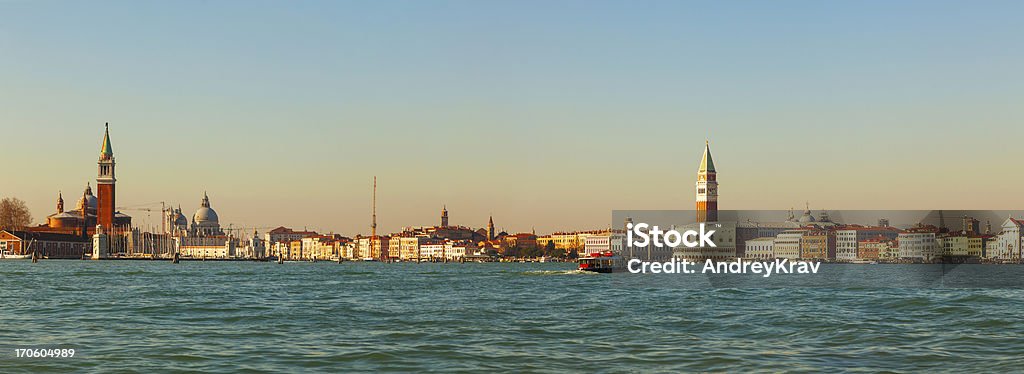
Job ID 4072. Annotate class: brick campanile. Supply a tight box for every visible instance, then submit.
[97,123,116,229]
[695,140,718,223]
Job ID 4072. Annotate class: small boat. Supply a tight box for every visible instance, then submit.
[0,251,31,260]
[361,257,378,262]
[577,251,626,273]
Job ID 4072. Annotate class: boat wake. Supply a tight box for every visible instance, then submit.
[522,270,598,276]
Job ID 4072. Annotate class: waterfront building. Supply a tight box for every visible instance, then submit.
[538,231,597,253]
[341,241,357,259]
[992,217,1024,260]
[0,230,91,259]
[583,233,625,256]
[388,236,403,260]
[773,230,805,259]
[301,236,325,260]
[398,236,426,260]
[857,237,884,260]
[897,226,939,261]
[857,236,900,260]
[288,240,303,260]
[695,140,718,223]
[800,229,835,260]
[502,233,538,252]
[936,233,989,259]
[882,240,899,260]
[744,237,775,259]
[835,226,901,261]
[419,239,445,259]
[356,235,391,259]
[179,236,237,259]
[444,240,478,260]
[265,227,319,244]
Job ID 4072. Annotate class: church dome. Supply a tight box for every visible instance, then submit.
[174,211,188,227]
[193,192,219,225]
[194,207,219,224]
[76,184,97,211]
[798,208,816,223]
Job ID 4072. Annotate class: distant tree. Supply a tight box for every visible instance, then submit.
[566,249,579,260]
[0,197,32,231]
[521,245,540,259]
[543,241,565,258]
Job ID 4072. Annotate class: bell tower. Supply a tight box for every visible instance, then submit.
[487,215,495,241]
[695,140,718,223]
[97,123,116,230]
[441,205,449,227]
[56,191,64,213]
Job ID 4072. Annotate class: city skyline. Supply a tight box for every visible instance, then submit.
[3,1,1024,235]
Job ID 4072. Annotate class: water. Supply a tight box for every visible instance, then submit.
[2,261,1023,372]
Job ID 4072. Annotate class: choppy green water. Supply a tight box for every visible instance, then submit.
[2,261,1023,372]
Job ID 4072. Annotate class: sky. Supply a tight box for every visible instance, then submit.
[1,0,1022,235]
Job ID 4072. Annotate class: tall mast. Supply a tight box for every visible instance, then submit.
[372,176,377,259]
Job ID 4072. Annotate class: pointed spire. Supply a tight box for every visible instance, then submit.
[698,139,715,173]
[100,123,113,158]
[57,191,64,213]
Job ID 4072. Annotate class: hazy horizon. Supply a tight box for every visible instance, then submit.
[3,1,1023,235]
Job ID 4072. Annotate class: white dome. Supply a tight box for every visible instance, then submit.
[798,209,816,223]
[194,207,219,224]
[193,192,219,225]
[76,184,97,211]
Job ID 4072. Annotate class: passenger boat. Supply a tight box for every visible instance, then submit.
[577,251,625,273]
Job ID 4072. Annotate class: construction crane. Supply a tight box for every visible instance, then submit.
[117,201,167,233]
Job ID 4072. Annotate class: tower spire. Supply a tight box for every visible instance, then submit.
[57,191,64,213]
[698,140,715,173]
[695,140,718,223]
[100,122,113,159]
[487,215,495,241]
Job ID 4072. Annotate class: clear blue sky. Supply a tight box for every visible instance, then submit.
[2,1,1022,235]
